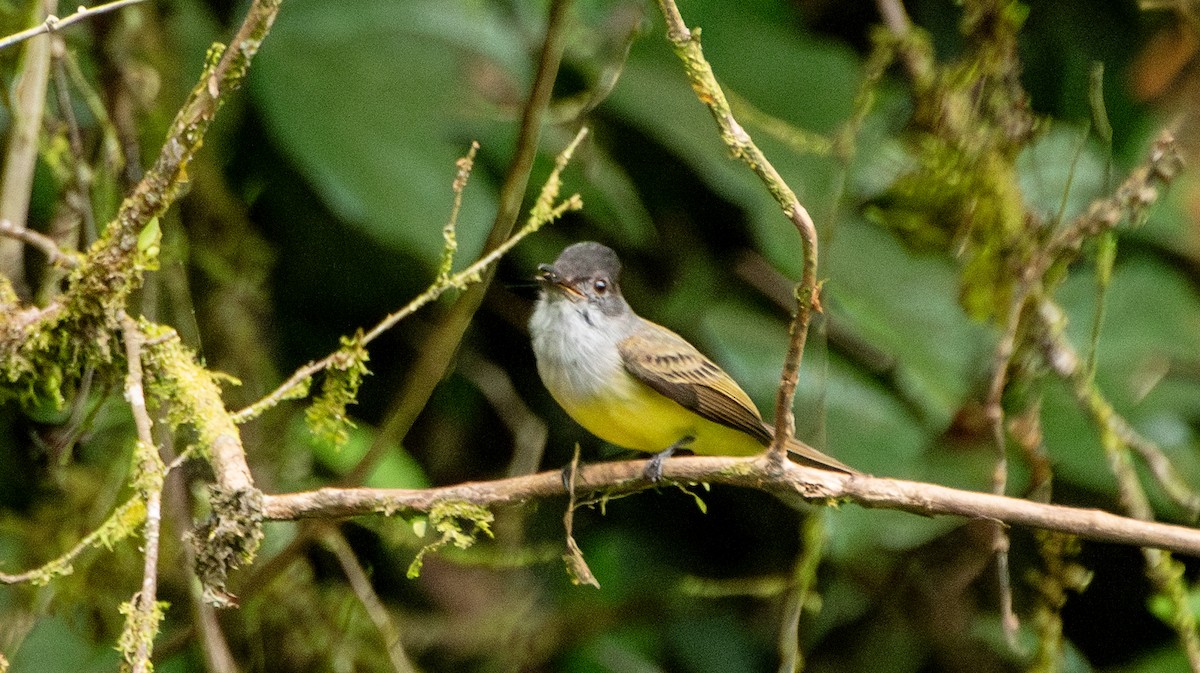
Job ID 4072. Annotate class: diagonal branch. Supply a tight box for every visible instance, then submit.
[232,128,588,424]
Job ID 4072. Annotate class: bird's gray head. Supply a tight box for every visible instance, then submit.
[536,241,629,317]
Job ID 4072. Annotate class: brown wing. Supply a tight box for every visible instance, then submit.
[618,321,772,445]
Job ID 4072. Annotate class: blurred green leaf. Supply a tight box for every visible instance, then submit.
[824,218,992,432]
[292,416,429,489]
[668,614,765,673]
[1017,123,1108,224]
[10,617,119,673]
[251,0,513,268]
[1045,259,1200,499]
[698,299,931,477]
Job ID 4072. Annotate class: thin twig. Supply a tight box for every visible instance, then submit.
[562,444,599,588]
[1037,303,1200,517]
[0,496,142,584]
[1037,301,1200,670]
[653,0,821,464]
[0,0,148,51]
[0,0,55,298]
[49,36,97,249]
[0,219,79,268]
[231,130,587,424]
[120,312,167,673]
[982,277,1035,647]
[259,456,1200,558]
[323,528,420,673]
[1046,131,1183,267]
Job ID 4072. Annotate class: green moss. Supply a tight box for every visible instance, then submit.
[304,331,370,449]
[117,597,170,670]
[139,321,241,461]
[188,484,264,608]
[865,0,1038,323]
[406,500,495,579]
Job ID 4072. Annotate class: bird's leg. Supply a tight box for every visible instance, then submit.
[643,435,695,482]
[560,462,580,493]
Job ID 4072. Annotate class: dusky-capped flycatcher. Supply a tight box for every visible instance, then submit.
[529,241,856,479]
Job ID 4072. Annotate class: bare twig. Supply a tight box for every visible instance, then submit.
[259,456,1200,558]
[653,0,821,464]
[323,528,420,673]
[0,0,148,51]
[48,36,97,250]
[982,278,1036,647]
[561,445,599,588]
[0,219,80,268]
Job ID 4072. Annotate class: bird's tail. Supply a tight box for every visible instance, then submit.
[783,437,859,475]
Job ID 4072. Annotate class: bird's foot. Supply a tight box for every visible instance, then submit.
[642,435,694,482]
[561,461,583,492]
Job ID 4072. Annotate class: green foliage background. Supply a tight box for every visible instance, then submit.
[2,0,1200,671]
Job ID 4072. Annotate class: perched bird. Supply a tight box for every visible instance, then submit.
[529,241,856,479]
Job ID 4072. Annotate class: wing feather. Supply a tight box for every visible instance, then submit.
[618,322,772,444]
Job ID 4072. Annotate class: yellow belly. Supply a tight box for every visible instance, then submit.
[552,373,764,456]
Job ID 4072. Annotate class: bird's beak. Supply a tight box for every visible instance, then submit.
[536,264,585,300]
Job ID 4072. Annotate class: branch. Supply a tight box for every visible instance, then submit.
[118,313,167,673]
[231,127,588,424]
[260,457,1200,558]
[0,0,55,298]
[653,0,821,462]
[1047,130,1183,267]
[0,219,80,269]
[0,0,148,51]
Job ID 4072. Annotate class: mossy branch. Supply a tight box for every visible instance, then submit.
[1037,301,1200,668]
[0,497,145,585]
[232,128,590,425]
[118,313,166,673]
[0,0,281,408]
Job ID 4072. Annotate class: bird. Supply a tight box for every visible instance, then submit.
[529,241,857,480]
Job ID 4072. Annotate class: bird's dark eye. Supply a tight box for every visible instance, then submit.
[593,279,608,294]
